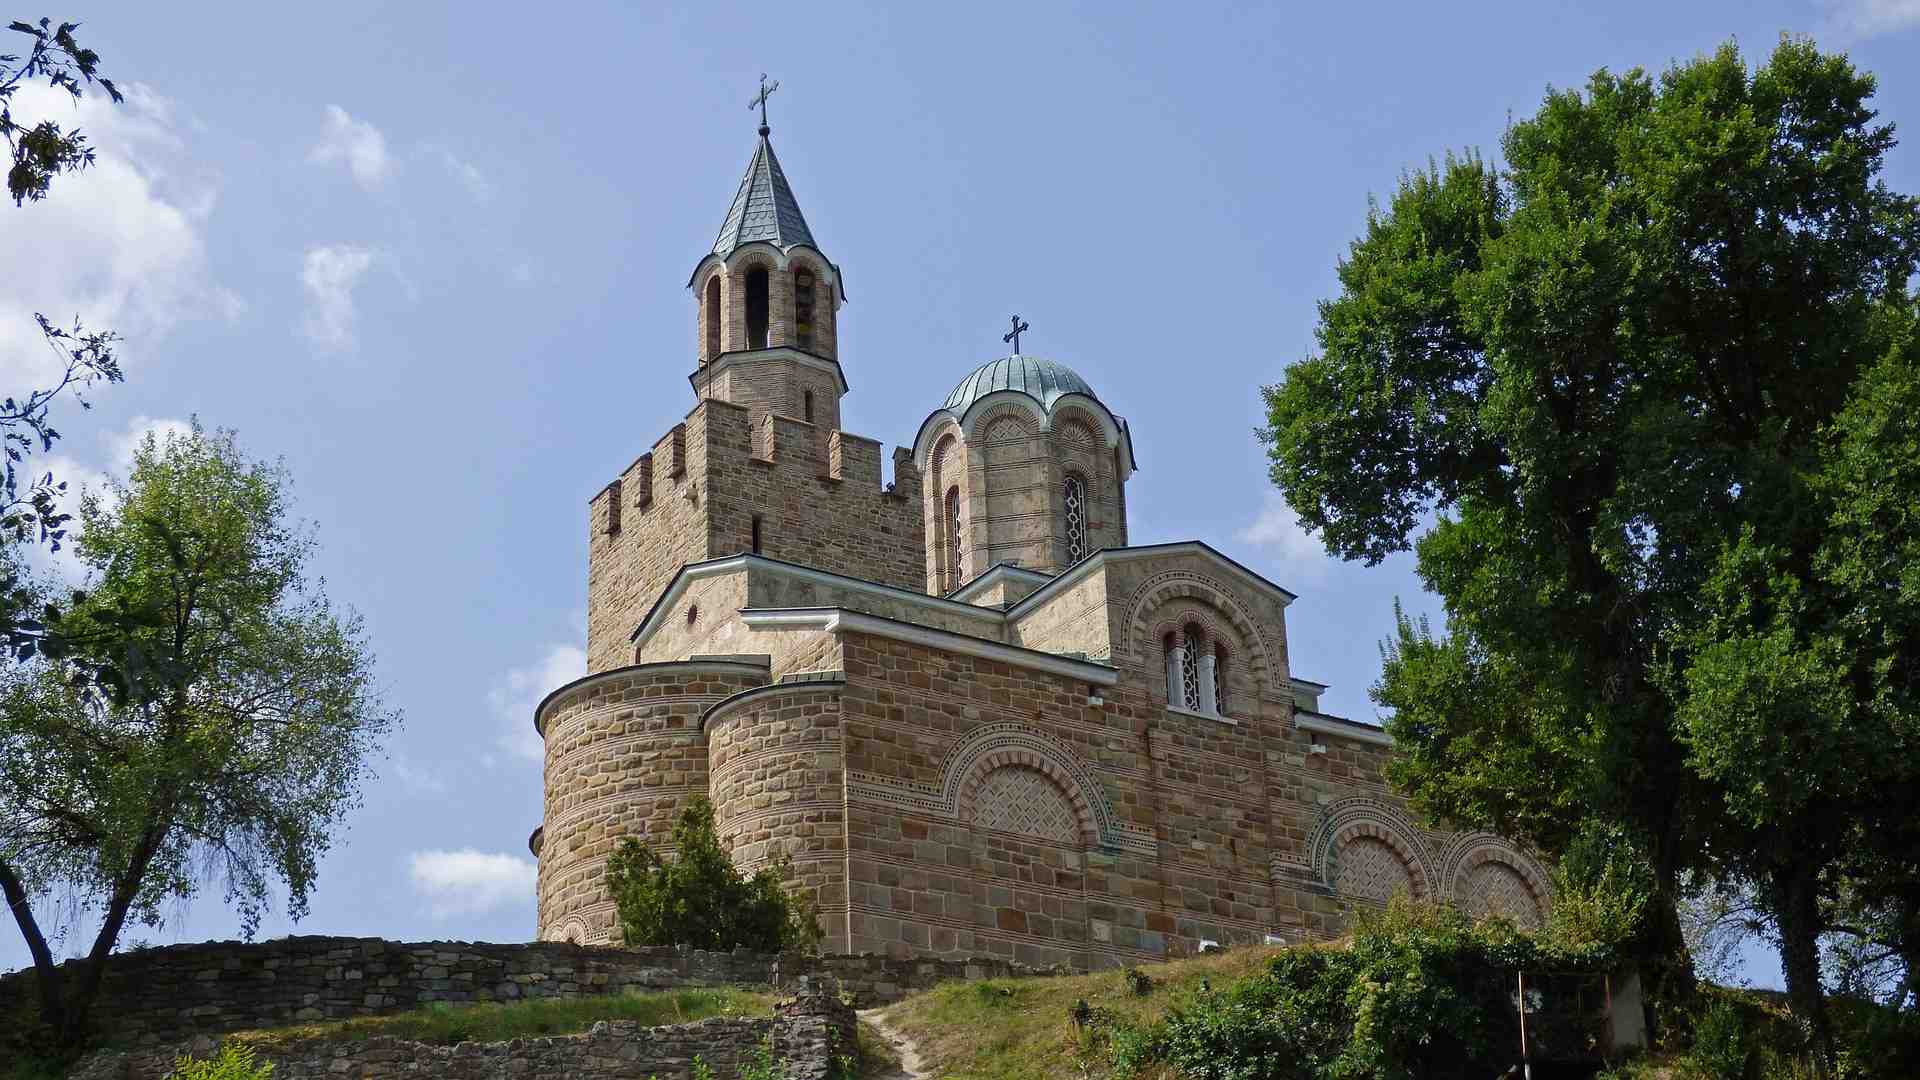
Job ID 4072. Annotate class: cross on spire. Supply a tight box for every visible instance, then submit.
[749,74,780,136]
[1003,314,1030,353]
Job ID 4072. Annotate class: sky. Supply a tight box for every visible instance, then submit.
[4,0,1919,985]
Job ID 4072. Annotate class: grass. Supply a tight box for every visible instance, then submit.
[219,986,776,1050]
[873,944,1298,1080]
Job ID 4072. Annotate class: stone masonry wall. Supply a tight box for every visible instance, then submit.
[587,399,925,674]
[71,986,856,1080]
[1,937,1064,1049]
[537,661,771,944]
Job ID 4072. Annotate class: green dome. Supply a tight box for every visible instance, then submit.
[942,355,1099,416]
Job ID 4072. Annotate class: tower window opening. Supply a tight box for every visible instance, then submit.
[745,266,770,349]
[704,276,722,359]
[944,486,962,591]
[751,513,763,554]
[794,268,815,351]
[1063,474,1087,563]
[803,390,814,423]
[1181,623,1204,711]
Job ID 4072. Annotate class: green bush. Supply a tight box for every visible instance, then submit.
[173,1043,274,1080]
[1689,998,1754,1079]
[1144,899,1611,1080]
[606,796,823,954]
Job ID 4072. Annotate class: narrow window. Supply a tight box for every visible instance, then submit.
[751,513,763,554]
[745,266,770,349]
[803,390,815,423]
[1164,632,1183,709]
[794,269,815,351]
[606,479,622,536]
[1181,623,1204,711]
[944,486,962,590]
[1214,645,1228,715]
[704,276,722,359]
[1063,474,1087,563]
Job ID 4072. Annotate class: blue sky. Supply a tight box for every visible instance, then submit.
[4,0,1918,984]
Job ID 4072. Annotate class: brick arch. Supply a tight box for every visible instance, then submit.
[1126,574,1277,695]
[550,915,591,945]
[962,763,1090,848]
[1050,404,1112,447]
[1437,832,1553,914]
[1307,796,1435,900]
[978,407,1038,441]
[938,723,1116,850]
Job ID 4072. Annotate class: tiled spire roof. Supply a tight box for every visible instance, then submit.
[711,134,817,257]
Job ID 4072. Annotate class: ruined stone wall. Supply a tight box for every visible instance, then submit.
[70,986,855,1080]
[1,938,1073,1050]
[705,681,851,953]
[536,661,770,945]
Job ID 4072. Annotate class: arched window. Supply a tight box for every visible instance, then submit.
[944,486,962,591]
[704,275,722,359]
[1181,623,1205,711]
[794,268,816,351]
[1213,644,1228,716]
[1063,474,1087,563]
[1163,632,1185,709]
[745,266,770,349]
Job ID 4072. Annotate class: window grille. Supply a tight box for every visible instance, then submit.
[944,486,962,591]
[1064,475,1087,563]
[1181,624,1203,710]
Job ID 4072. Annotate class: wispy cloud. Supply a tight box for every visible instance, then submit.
[1819,0,1920,41]
[299,244,376,350]
[407,850,537,918]
[488,644,586,765]
[427,146,491,202]
[308,105,391,189]
[1236,492,1332,584]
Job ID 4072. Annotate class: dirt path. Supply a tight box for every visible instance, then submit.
[858,1006,933,1079]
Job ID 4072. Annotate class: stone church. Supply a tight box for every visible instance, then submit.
[528,114,1551,968]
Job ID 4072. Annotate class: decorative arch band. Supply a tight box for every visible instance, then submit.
[1306,796,1436,899]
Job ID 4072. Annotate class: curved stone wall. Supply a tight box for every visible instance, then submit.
[705,680,850,951]
[536,660,770,944]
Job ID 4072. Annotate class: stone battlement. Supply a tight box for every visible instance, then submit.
[586,398,926,672]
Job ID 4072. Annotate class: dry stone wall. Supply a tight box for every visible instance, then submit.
[0,937,1066,1049]
[70,986,855,1080]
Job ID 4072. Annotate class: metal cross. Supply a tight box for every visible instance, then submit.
[1003,314,1030,353]
[749,74,780,133]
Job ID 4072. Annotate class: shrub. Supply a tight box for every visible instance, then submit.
[173,1043,275,1080]
[606,796,823,953]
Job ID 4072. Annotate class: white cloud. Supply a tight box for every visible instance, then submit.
[308,105,391,189]
[1820,0,1920,40]
[299,244,376,350]
[407,849,537,918]
[388,754,450,797]
[0,83,235,395]
[488,644,586,765]
[428,146,491,201]
[1236,492,1332,583]
[106,414,194,473]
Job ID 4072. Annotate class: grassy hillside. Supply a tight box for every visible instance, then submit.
[873,945,1299,1080]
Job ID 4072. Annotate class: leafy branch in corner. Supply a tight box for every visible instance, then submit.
[1,16,121,205]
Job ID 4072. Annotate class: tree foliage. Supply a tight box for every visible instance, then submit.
[606,797,823,955]
[0,425,398,1046]
[1,17,120,205]
[1259,37,1920,1059]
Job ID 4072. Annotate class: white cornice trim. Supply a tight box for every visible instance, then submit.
[1296,710,1392,746]
[630,555,1002,651]
[1007,541,1298,622]
[740,607,1121,686]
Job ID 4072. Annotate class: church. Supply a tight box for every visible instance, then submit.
[527,105,1551,968]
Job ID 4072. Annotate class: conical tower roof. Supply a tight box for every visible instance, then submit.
[711,133,817,257]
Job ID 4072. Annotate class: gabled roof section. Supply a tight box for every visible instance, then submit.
[712,135,817,257]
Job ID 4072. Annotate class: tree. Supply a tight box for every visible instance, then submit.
[1260,37,1920,1062]
[605,796,823,954]
[1,15,124,660]
[0,425,399,1046]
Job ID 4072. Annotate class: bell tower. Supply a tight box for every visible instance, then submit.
[685,92,847,449]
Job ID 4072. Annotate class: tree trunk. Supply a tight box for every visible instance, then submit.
[0,858,66,1037]
[57,822,167,1047]
[1772,862,1834,1073]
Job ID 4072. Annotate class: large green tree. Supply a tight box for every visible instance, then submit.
[1260,38,1920,1060]
[0,425,398,1047]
